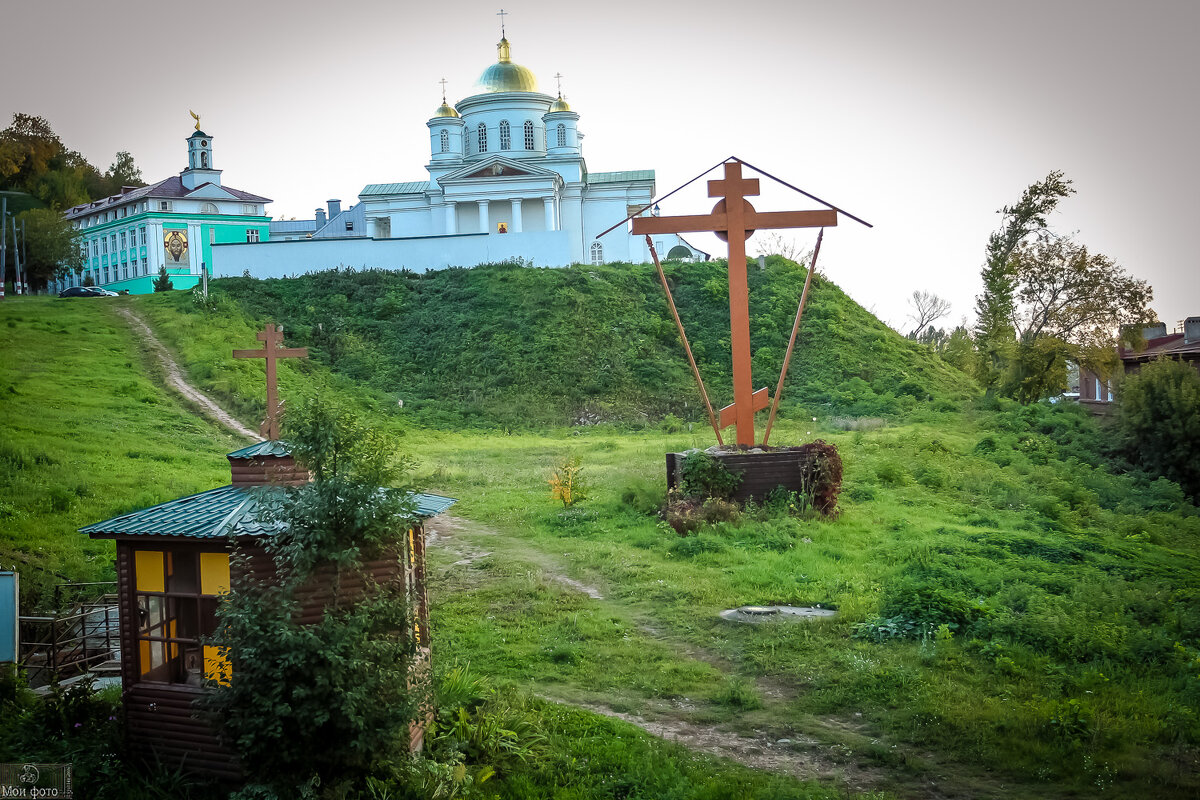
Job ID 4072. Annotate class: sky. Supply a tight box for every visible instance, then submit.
[2,0,1196,331]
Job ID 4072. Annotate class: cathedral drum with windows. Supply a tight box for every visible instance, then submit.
[210,33,705,279]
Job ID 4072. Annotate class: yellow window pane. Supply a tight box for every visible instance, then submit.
[135,550,165,593]
[139,640,150,675]
[200,552,230,595]
[203,645,231,686]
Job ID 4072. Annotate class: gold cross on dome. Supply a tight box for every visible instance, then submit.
[233,323,308,440]
[438,77,448,102]
[554,72,564,95]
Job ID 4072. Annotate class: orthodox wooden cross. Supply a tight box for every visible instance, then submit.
[633,160,837,446]
[233,323,308,440]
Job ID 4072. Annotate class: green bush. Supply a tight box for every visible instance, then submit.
[1119,357,1200,497]
[678,452,743,500]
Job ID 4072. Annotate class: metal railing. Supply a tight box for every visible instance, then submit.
[18,581,119,687]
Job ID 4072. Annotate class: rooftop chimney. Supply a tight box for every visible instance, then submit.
[228,442,310,488]
[1186,316,1200,344]
[327,199,342,219]
[1142,322,1167,342]
[315,208,327,230]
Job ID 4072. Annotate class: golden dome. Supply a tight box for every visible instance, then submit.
[475,38,538,93]
[433,101,459,118]
[548,94,571,113]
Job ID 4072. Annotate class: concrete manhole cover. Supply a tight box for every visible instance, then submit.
[719,605,837,623]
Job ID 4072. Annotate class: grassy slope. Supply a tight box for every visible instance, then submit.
[131,285,1200,797]
[0,297,241,606]
[0,300,868,799]
[204,260,976,427]
[5,289,1199,797]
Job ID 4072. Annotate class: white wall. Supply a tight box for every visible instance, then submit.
[211,229,576,278]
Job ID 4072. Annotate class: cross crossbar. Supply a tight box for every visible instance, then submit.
[629,160,837,445]
[233,323,308,441]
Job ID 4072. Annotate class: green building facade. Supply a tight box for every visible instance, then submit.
[58,127,271,295]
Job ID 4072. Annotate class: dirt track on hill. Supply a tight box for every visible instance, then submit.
[116,306,258,440]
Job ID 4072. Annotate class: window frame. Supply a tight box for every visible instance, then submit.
[523,120,535,150]
[499,120,511,150]
[477,122,487,153]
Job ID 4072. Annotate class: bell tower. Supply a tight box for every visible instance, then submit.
[182,121,222,190]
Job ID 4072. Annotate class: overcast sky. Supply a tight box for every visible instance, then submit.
[3,0,1196,331]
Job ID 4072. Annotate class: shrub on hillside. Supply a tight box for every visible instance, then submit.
[1118,357,1200,498]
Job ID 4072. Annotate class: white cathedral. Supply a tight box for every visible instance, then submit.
[211,34,705,279]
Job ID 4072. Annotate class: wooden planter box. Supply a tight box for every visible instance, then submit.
[665,447,825,505]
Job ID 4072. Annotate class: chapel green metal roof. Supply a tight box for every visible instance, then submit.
[361,181,431,196]
[80,485,457,540]
[588,170,655,185]
[227,440,293,459]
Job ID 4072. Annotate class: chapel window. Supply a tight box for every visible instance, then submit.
[133,548,230,685]
[556,124,566,148]
[200,202,218,214]
[439,129,449,153]
[477,123,487,153]
[499,120,511,150]
[590,241,603,265]
[524,120,535,150]
[247,229,260,243]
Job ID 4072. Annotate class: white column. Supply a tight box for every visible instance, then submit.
[543,197,556,231]
[445,202,457,234]
[510,199,523,233]
[478,200,490,233]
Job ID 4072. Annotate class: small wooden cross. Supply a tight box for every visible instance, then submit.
[233,323,308,441]
[633,160,837,446]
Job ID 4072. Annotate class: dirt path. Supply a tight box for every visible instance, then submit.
[424,513,897,796]
[116,306,258,440]
[426,513,1019,800]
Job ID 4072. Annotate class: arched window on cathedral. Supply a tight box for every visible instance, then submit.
[524,120,535,150]
[499,120,511,150]
[477,123,487,153]
[590,241,603,265]
[200,202,218,214]
[439,129,449,153]
[556,124,566,148]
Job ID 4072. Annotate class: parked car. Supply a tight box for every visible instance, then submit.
[58,286,116,298]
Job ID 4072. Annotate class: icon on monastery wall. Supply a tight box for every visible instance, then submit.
[497,222,508,233]
[164,230,188,264]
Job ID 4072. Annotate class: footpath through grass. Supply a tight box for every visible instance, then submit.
[5,292,1200,798]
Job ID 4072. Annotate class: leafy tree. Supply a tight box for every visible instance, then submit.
[1003,234,1154,399]
[1118,358,1200,498]
[0,113,142,208]
[205,398,422,796]
[152,266,173,292]
[16,208,83,289]
[104,151,142,190]
[941,325,976,374]
[974,171,1075,392]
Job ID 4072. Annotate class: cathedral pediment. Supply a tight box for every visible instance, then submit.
[439,156,560,185]
[185,183,239,200]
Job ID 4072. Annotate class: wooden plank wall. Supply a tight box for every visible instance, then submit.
[667,450,821,503]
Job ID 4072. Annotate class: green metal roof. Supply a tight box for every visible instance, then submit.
[589,170,655,185]
[361,181,431,196]
[227,440,293,459]
[80,486,457,540]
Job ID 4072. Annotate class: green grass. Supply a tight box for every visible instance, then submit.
[0,297,241,606]
[4,288,1200,798]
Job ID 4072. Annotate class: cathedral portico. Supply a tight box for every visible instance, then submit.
[211,24,706,278]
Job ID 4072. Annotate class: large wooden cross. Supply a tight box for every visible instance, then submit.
[633,160,836,446]
[233,323,308,440]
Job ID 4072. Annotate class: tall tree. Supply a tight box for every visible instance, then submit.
[17,208,84,289]
[998,233,1154,403]
[1118,358,1200,499]
[906,290,952,339]
[973,171,1075,391]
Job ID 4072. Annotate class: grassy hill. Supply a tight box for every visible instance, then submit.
[193,259,976,428]
[3,286,1199,797]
